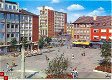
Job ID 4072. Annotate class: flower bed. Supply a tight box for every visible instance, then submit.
[46,74,73,79]
[95,66,111,73]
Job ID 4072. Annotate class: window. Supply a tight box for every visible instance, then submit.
[101,29,106,32]
[13,6,16,10]
[0,3,1,8]
[29,37,31,40]
[7,14,11,20]
[109,29,112,33]
[15,15,19,21]
[11,14,15,21]
[5,4,8,10]
[0,33,4,39]
[9,5,12,9]
[15,24,18,28]
[101,36,106,39]
[94,36,99,39]
[11,24,14,28]
[0,13,4,19]
[93,29,99,32]
[7,24,10,28]
[11,34,14,37]
[15,33,18,37]
[0,23,4,29]
[7,34,10,38]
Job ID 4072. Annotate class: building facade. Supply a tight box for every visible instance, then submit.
[39,6,67,38]
[90,16,112,41]
[73,16,112,42]
[66,23,74,40]
[19,10,39,43]
[0,0,20,45]
[0,0,39,46]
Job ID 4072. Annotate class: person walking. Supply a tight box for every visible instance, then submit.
[72,53,74,59]
[6,63,10,72]
[71,68,78,78]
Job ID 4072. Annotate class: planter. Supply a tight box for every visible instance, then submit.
[46,74,73,79]
[95,66,111,73]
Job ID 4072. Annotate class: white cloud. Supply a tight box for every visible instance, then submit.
[21,8,28,10]
[59,9,65,12]
[67,4,85,11]
[87,7,105,16]
[68,13,83,22]
[37,6,54,10]
[51,0,60,3]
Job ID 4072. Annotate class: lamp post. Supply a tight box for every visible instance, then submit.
[21,44,25,79]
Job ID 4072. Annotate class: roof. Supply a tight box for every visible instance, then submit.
[19,9,38,16]
[5,1,17,5]
[73,16,112,28]
[73,16,94,24]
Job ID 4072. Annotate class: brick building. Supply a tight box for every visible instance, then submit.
[73,16,112,42]
[90,16,112,41]
[39,6,67,38]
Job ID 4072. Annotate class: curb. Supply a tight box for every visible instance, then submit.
[93,70,112,75]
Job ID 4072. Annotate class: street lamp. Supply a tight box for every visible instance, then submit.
[21,44,25,79]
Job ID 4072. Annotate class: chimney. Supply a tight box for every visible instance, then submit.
[93,15,97,20]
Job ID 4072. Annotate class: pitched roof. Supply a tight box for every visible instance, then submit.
[73,16,112,28]
[19,9,38,16]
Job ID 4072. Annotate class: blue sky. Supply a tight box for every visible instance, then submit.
[9,0,111,22]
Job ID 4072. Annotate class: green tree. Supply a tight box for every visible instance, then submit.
[100,42,111,68]
[10,38,17,51]
[45,37,52,45]
[46,54,69,78]
[38,37,45,49]
[21,37,28,48]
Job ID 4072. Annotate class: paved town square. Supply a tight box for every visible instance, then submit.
[0,45,110,79]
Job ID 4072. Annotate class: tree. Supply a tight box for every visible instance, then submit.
[10,38,17,46]
[21,37,28,48]
[100,42,111,68]
[45,37,52,45]
[10,38,17,51]
[46,54,69,78]
[38,37,45,49]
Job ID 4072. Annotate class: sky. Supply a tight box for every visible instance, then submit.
[9,0,111,22]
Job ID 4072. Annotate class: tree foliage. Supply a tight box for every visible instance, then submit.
[46,54,69,77]
[100,42,111,67]
[38,37,45,49]
[21,37,28,48]
[45,37,52,45]
[10,38,17,46]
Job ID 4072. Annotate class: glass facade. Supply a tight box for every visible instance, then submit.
[0,33,4,39]
[0,13,4,19]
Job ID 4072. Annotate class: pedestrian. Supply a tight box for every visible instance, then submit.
[71,68,78,78]
[72,53,74,59]
[6,63,10,72]
[12,60,16,67]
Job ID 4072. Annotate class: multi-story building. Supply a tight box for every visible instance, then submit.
[0,0,39,46]
[0,0,19,12]
[0,0,20,45]
[73,16,112,42]
[90,16,112,41]
[39,6,67,38]
[66,23,74,40]
[19,10,39,43]
[73,16,93,41]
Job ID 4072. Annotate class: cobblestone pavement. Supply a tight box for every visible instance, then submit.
[0,46,110,79]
